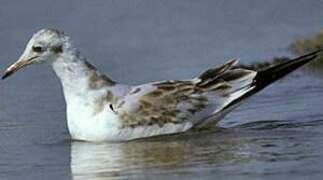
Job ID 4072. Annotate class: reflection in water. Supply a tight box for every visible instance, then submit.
[70,120,323,179]
[71,131,254,180]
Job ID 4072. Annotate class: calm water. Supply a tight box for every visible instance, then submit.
[1,1,323,180]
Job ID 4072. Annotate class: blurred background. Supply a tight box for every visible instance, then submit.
[0,0,322,180]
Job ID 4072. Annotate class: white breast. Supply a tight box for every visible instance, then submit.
[65,90,121,141]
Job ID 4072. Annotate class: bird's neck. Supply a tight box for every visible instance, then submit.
[51,50,116,98]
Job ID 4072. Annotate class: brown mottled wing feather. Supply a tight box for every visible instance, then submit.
[115,59,257,128]
[115,80,208,128]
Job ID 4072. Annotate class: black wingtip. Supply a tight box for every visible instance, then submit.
[221,50,322,113]
[2,71,11,80]
[253,49,322,90]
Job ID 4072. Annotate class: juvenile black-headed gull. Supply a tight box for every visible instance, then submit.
[2,29,321,142]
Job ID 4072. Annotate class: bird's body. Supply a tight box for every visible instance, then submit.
[2,29,322,142]
[52,49,255,141]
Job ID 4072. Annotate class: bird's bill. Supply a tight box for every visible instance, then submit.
[2,56,38,80]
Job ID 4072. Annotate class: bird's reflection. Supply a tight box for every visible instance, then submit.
[70,130,256,180]
[70,119,322,180]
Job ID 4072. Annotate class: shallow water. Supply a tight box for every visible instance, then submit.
[1,1,323,180]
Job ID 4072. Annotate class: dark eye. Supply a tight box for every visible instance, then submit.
[32,46,43,53]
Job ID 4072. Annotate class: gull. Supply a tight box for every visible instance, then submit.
[2,28,322,142]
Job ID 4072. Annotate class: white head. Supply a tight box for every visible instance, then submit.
[2,28,71,79]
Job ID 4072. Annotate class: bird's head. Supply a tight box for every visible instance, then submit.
[2,28,69,79]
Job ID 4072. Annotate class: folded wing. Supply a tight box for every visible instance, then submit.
[114,59,257,129]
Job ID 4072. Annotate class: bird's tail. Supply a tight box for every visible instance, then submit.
[225,49,322,111]
[197,49,321,127]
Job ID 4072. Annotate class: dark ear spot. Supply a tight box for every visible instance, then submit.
[52,45,63,53]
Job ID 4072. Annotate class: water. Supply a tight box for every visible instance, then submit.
[0,0,323,179]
